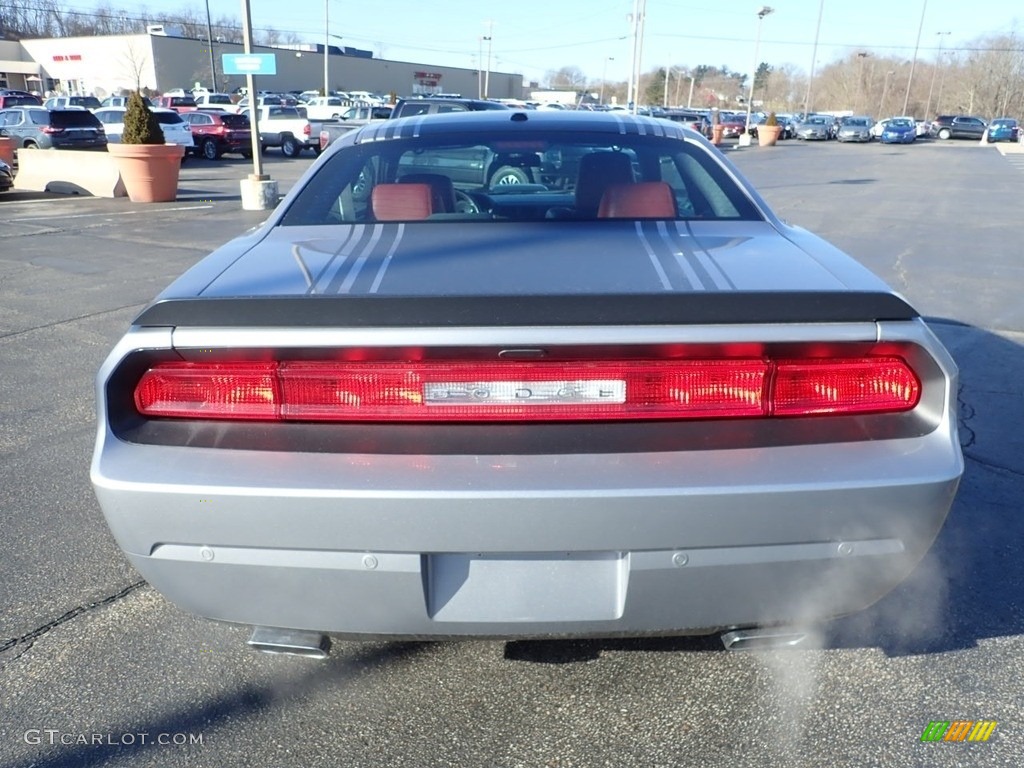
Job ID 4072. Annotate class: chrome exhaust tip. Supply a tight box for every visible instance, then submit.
[247,627,331,659]
[720,628,808,651]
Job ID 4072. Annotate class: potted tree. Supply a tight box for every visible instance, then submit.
[107,91,185,202]
[710,109,725,146]
[758,112,783,147]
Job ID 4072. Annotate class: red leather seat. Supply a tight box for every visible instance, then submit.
[598,182,677,219]
[371,183,433,221]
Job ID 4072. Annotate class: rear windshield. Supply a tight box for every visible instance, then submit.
[220,114,250,128]
[205,95,232,105]
[155,112,185,125]
[51,110,102,127]
[170,97,197,107]
[2,95,41,107]
[281,130,762,226]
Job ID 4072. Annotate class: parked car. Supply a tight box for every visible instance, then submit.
[0,107,106,150]
[181,110,253,159]
[718,113,746,139]
[193,93,235,110]
[986,118,1019,142]
[43,95,102,110]
[91,110,962,654]
[795,115,832,140]
[93,106,195,153]
[302,96,351,121]
[0,157,13,192]
[880,117,917,144]
[930,115,987,140]
[389,97,509,119]
[318,103,394,150]
[152,95,198,113]
[99,95,152,108]
[243,105,315,157]
[0,89,42,109]
[663,110,711,137]
[836,116,873,142]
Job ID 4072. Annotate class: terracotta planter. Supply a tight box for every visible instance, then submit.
[0,136,15,167]
[711,125,725,145]
[107,143,185,202]
[758,125,783,147]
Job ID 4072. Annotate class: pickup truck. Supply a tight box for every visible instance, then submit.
[317,103,393,150]
[244,105,316,157]
[302,96,351,121]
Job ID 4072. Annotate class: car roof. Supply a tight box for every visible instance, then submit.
[347,109,689,146]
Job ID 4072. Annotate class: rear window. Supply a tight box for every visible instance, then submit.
[206,95,232,105]
[71,97,102,109]
[50,110,102,128]
[281,130,762,226]
[155,112,185,125]
[220,114,250,128]
[1,95,41,107]
[171,97,197,107]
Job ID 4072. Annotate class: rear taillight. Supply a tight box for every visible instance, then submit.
[134,356,920,423]
[42,126,65,135]
[303,124,311,137]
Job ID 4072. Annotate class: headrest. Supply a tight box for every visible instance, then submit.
[598,182,677,219]
[398,173,456,214]
[575,152,635,211]
[371,183,433,221]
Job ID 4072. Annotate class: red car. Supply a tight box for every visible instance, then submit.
[718,113,746,139]
[182,110,253,159]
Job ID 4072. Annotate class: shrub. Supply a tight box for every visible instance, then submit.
[121,91,165,145]
[766,112,778,127]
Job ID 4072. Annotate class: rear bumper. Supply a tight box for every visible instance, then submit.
[93,424,961,639]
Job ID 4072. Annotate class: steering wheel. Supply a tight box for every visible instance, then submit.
[454,190,480,214]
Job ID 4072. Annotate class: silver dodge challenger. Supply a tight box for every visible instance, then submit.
[91,111,963,657]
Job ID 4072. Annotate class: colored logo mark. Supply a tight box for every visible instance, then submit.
[920,720,997,742]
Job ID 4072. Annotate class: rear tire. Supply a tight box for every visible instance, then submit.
[490,166,530,186]
[281,136,300,158]
[201,138,220,160]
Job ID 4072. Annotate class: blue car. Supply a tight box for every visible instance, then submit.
[880,118,917,144]
[987,118,1019,143]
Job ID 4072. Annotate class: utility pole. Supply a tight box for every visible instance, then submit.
[204,0,217,91]
[802,0,825,118]
[903,0,928,115]
[924,31,949,119]
[600,56,613,105]
[745,6,774,135]
[323,0,329,96]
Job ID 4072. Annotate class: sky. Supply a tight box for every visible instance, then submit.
[70,0,1023,84]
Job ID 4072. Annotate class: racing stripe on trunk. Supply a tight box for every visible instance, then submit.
[330,224,387,293]
[313,225,376,294]
[634,221,675,290]
[308,225,361,294]
[369,223,406,293]
[679,222,737,290]
[663,221,734,290]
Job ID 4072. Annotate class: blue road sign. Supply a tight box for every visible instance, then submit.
[222,53,277,76]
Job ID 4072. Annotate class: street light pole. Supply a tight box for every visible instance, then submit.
[903,0,928,115]
[687,76,695,108]
[924,31,949,120]
[482,21,493,99]
[744,6,774,135]
[856,52,869,114]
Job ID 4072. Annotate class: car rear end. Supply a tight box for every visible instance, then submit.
[153,109,195,152]
[46,109,107,150]
[93,262,962,641]
[211,113,252,155]
[91,114,962,643]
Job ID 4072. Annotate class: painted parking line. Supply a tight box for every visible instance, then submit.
[6,204,215,222]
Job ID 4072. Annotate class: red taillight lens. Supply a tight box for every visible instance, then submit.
[303,124,311,136]
[772,357,920,415]
[133,356,921,423]
[135,363,279,420]
[42,126,65,135]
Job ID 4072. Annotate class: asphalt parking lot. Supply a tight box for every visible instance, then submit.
[2,140,1023,767]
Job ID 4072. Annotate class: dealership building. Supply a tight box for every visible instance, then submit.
[0,28,524,100]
